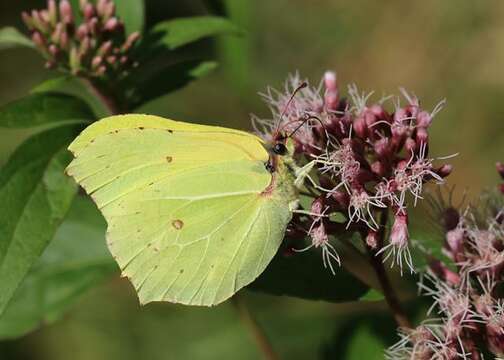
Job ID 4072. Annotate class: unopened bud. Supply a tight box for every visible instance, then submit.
[96,0,108,17]
[50,23,62,44]
[21,12,35,30]
[88,17,99,35]
[104,17,119,31]
[366,231,378,249]
[122,31,140,52]
[60,30,69,49]
[79,36,91,56]
[91,55,102,69]
[31,10,49,33]
[390,211,409,248]
[48,0,58,26]
[31,31,46,50]
[405,138,416,154]
[371,161,386,177]
[415,126,428,145]
[79,0,89,11]
[97,40,112,56]
[69,46,81,74]
[83,3,95,20]
[45,60,56,69]
[436,164,453,178]
[59,0,74,24]
[119,55,128,64]
[417,110,432,128]
[96,65,107,76]
[48,44,59,57]
[497,162,504,179]
[39,10,50,24]
[445,228,464,261]
[103,2,116,20]
[373,138,390,158]
[76,23,89,40]
[324,71,339,111]
[106,55,117,64]
[353,116,367,138]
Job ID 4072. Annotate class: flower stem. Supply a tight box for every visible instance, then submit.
[79,77,121,115]
[365,209,412,329]
[232,295,280,360]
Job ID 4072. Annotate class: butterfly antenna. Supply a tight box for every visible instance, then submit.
[275,82,308,136]
[286,114,328,139]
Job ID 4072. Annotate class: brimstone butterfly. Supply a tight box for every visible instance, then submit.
[66,114,300,306]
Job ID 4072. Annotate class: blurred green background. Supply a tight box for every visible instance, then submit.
[1,0,503,359]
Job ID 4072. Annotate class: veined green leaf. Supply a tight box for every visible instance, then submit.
[0,125,82,316]
[130,60,218,107]
[249,245,369,303]
[116,0,145,35]
[0,93,95,129]
[0,27,35,51]
[149,16,241,50]
[0,197,116,339]
[32,77,110,118]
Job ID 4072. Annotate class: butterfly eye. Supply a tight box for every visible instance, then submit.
[273,143,287,155]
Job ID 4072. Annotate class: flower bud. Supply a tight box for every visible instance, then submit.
[104,17,119,32]
[436,164,453,178]
[96,0,108,17]
[417,110,432,128]
[106,55,117,65]
[370,161,386,177]
[96,65,107,76]
[353,116,367,138]
[79,0,89,11]
[59,0,74,24]
[122,31,141,52]
[48,43,59,57]
[97,40,112,56]
[83,3,95,20]
[31,10,49,33]
[47,0,58,26]
[405,137,416,154]
[373,137,390,158]
[31,31,46,51]
[21,12,34,30]
[390,211,409,248]
[91,55,102,69]
[445,228,464,261]
[415,126,428,145]
[51,23,62,44]
[366,230,379,249]
[69,46,81,74]
[60,30,69,50]
[497,162,504,179]
[88,17,99,35]
[103,2,116,20]
[76,23,89,40]
[324,71,339,111]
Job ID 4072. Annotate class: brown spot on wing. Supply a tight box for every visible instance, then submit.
[172,219,184,230]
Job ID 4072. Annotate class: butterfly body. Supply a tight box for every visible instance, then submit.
[67,114,298,306]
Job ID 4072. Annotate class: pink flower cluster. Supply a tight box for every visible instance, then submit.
[22,0,140,78]
[387,166,504,359]
[252,72,452,273]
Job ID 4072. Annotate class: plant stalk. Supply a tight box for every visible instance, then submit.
[79,77,121,115]
[232,295,280,360]
[365,209,412,329]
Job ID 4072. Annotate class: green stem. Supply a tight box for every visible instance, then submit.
[79,77,121,115]
[365,210,412,329]
[232,295,280,360]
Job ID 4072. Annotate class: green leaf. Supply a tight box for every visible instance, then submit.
[115,0,145,35]
[248,245,369,303]
[32,77,110,118]
[0,125,82,317]
[0,27,35,51]
[0,197,116,339]
[359,288,385,302]
[0,93,95,129]
[129,60,218,107]
[149,16,241,50]
[345,325,386,359]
